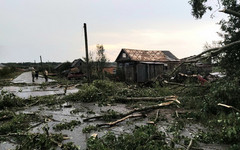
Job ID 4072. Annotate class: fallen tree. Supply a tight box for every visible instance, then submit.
[169,40,240,77]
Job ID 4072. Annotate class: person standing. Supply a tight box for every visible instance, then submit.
[31,68,35,82]
[35,70,39,80]
[44,70,48,82]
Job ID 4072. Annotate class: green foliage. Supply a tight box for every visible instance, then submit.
[53,120,81,131]
[0,110,14,120]
[188,0,212,19]
[92,80,116,95]
[189,0,240,77]
[201,78,240,114]
[87,125,173,150]
[0,113,40,135]
[82,125,98,133]
[65,84,102,102]
[0,66,17,78]
[196,112,240,144]
[96,44,108,79]
[62,142,80,150]
[116,86,172,99]
[15,132,64,150]
[65,80,172,103]
[102,109,119,121]
[0,91,24,109]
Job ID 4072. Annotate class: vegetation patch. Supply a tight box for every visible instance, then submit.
[0,91,24,109]
[82,125,98,133]
[87,125,173,150]
[0,113,40,135]
[53,120,81,131]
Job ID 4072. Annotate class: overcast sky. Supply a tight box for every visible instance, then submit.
[0,0,226,63]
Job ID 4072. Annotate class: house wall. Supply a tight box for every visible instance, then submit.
[103,67,116,74]
[118,62,165,82]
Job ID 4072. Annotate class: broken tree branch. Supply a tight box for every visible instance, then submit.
[169,40,240,77]
[219,9,240,18]
[186,139,193,150]
[84,100,178,123]
[154,109,160,123]
[123,101,175,117]
[97,114,143,127]
[121,95,180,103]
[218,103,240,112]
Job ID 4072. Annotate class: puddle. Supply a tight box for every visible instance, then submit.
[0,142,16,150]
[1,86,79,99]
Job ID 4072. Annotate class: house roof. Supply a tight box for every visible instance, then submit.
[71,59,85,68]
[116,49,179,62]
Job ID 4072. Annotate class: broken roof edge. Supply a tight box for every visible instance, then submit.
[115,48,180,62]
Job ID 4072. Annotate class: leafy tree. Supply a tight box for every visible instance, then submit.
[189,0,240,77]
[96,44,108,79]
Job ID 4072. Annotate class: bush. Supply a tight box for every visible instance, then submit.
[0,91,24,109]
[65,84,102,102]
[65,80,125,102]
[92,80,116,95]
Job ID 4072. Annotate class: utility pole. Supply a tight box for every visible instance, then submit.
[40,56,43,71]
[84,23,90,84]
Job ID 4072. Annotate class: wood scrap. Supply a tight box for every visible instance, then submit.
[97,113,143,127]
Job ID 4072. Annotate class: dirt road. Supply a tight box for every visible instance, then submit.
[12,71,54,84]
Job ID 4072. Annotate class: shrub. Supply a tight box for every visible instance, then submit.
[65,84,102,102]
[0,91,24,109]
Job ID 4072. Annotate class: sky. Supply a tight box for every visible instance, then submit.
[0,0,226,63]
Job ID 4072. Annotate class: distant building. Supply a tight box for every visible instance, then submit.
[70,58,86,73]
[0,63,5,70]
[115,48,179,82]
[103,62,117,74]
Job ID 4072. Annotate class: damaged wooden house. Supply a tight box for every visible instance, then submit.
[115,49,179,82]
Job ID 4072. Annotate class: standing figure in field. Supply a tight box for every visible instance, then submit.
[31,68,35,82]
[35,70,39,80]
[44,70,48,82]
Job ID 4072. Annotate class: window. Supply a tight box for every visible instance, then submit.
[122,53,126,58]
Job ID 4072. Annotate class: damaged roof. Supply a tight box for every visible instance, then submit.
[116,49,179,62]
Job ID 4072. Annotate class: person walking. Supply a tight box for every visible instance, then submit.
[44,70,48,82]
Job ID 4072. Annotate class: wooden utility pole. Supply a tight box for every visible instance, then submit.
[40,56,43,71]
[84,23,90,84]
